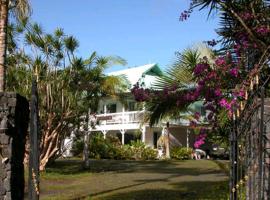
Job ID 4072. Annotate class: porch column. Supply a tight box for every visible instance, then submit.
[186,128,190,149]
[141,126,146,143]
[122,106,125,124]
[102,130,107,139]
[120,129,125,145]
[104,104,107,114]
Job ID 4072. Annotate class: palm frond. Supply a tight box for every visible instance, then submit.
[64,36,79,53]
[147,45,214,125]
[10,0,32,21]
[146,89,192,126]
[84,51,97,67]
[106,56,127,67]
[152,48,199,90]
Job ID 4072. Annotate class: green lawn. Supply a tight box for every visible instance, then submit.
[32,159,229,200]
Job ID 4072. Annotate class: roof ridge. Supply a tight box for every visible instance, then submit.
[108,63,157,74]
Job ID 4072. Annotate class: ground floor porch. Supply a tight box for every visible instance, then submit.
[63,124,211,157]
[90,125,198,149]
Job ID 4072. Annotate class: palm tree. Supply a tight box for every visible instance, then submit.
[147,44,214,125]
[0,0,30,91]
[7,23,129,170]
[77,53,128,168]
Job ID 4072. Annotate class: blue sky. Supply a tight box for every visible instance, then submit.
[31,0,219,72]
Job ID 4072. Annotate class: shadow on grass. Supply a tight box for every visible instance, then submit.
[45,159,224,176]
[40,159,228,200]
[212,160,230,175]
[87,180,229,200]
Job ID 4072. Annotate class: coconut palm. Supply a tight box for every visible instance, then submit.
[0,0,30,91]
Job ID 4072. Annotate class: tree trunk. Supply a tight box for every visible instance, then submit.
[39,124,63,171]
[0,0,8,92]
[83,130,90,168]
[165,123,170,159]
[165,133,170,158]
[38,115,70,171]
[83,109,91,169]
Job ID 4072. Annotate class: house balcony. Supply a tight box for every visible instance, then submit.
[93,111,146,131]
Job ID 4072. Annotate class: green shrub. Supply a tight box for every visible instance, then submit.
[71,139,84,156]
[141,147,157,160]
[72,136,158,160]
[115,145,133,160]
[89,133,110,159]
[89,133,122,159]
[130,140,145,148]
[171,147,192,160]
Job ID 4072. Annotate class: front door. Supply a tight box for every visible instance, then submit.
[153,132,160,148]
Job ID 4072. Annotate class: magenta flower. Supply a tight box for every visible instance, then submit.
[205,71,217,81]
[230,68,238,77]
[179,10,191,21]
[194,131,207,148]
[194,63,208,76]
[238,90,245,98]
[214,88,222,97]
[240,12,253,20]
[194,112,200,120]
[190,120,197,127]
[215,57,226,66]
[256,26,270,35]
[219,98,228,107]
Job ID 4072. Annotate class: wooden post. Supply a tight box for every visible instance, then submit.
[230,108,238,200]
[258,87,264,200]
[28,78,40,200]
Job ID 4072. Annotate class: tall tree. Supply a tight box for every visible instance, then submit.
[7,24,128,170]
[0,0,30,91]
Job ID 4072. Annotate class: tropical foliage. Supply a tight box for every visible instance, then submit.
[132,0,270,148]
[72,134,157,160]
[6,22,128,170]
[171,147,193,160]
[132,45,214,126]
[0,0,31,92]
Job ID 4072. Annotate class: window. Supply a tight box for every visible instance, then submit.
[107,104,117,113]
[200,106,206,116]
[127,102,135,111]
[195,104,206,116]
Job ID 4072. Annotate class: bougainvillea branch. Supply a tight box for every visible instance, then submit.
[132,0,270,148]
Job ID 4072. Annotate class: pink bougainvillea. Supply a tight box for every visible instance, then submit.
[194,129,207,149]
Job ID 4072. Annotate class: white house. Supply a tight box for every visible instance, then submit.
[62,63,208,157]
[90,63,205,149]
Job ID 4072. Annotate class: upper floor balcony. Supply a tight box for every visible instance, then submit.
[96,110,145,126]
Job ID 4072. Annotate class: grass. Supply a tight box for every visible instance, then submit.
[30,159,229,200]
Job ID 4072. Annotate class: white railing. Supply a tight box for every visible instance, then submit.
[96,111,145,125]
